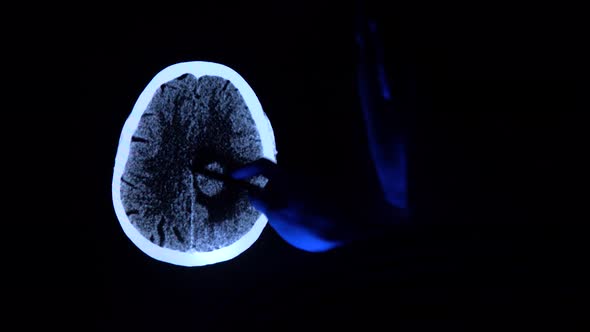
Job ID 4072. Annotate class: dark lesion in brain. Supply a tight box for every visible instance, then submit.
[120,73,268,253]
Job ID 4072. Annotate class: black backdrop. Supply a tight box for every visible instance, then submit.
[70,1,585,330]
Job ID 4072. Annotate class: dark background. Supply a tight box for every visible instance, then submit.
[68,1,585,330]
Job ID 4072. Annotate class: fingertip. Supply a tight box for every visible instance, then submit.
[230,158,277,180]
[230,165,261,180]
[230,168,252,180]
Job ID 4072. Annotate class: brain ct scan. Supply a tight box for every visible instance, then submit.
[112,61,277,266]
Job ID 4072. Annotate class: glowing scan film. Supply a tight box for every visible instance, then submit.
[112,61,277,266]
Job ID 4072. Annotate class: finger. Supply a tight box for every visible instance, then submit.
[230,158,278,180]
[247,189,272,215]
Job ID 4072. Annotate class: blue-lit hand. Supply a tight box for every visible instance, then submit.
[229,5,413,253]
[232,158,403,252]
[231,159,347,252]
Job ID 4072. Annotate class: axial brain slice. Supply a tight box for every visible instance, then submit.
[114,63,275,266]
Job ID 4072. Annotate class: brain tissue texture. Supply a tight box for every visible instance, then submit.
[120,74,266,252]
